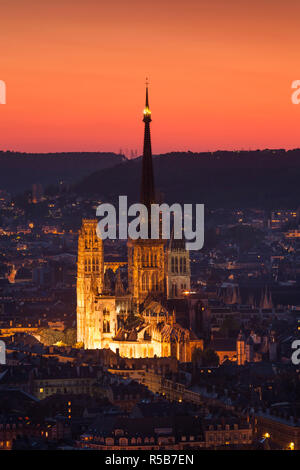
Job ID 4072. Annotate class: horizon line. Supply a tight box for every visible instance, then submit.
[0,147,298,156]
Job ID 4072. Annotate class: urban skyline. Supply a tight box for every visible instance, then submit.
[0,0,300,455]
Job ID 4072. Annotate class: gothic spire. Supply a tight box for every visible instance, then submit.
[140,80,155,210]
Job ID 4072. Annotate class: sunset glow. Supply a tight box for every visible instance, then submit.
[1,0,300,153]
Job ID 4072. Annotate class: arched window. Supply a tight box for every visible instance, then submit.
[183,257,186,273]
[171,257,175,273]
[152,272,158,291]
[119,438,128,446]
[103,319,110,333]
[142,272,149,291]
[172,283,177,297]
[180,257,183,273]
[175,257,179,273]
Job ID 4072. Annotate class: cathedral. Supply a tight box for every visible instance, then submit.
[76,85,203,361]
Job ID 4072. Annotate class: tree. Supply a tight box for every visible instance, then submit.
[202,348,219,367]
[192,347,219,367]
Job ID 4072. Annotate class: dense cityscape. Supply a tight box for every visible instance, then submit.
[0,89,300,453]
[2,1,300,457]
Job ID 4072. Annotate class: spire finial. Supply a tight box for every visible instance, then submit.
[144,78,151,117]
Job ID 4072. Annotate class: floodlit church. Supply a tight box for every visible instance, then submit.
[76,86,203,361]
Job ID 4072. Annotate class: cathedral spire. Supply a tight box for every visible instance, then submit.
[140,79,155,209]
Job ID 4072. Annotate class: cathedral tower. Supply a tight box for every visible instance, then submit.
[128,83,165,309]
[166,228,190,298]
[76,219,104,344]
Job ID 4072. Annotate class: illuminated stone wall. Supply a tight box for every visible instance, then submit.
[76,219,104,344]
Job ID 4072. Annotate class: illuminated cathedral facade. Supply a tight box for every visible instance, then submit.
[76,86,202,361]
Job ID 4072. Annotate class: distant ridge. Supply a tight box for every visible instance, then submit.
[75,149,300,209]
[0,151,126,193]
[0,151,127,157]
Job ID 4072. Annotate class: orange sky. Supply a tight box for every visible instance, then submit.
[1,0,300,154]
